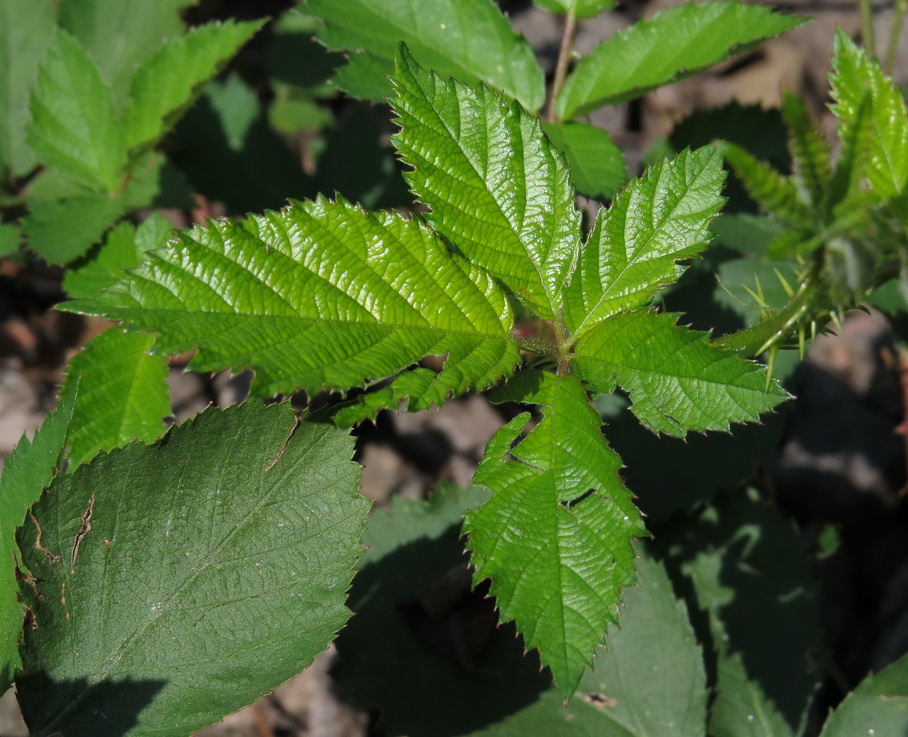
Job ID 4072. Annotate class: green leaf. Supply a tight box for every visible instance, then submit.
[818,652,908,737]
[556,2,804,120]
[61,328,170,466]
[16,401,370,737]
[0,222,19,257]
[0,0,55,177]
[392,46,580,320]
[542,121,626,200]
[660,490,821,737]
[338,483,705,737]
[829,29,908,199]
[58,0,192,104]
[22,192,125,264]
[532,0,615,19]
[64,213,172,299]
[781,92,830,209]
[573,310,788,436]
[302,0,545,111]
[27,29,127,192]
[0,385,76,693]
[464,370,646,697]
[723,143,814,225]
[63,196,520,404]
[124,19,264,151]
[564,147,725,338]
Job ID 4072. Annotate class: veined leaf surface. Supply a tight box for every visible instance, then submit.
[302,0,545,111]
[573,310,788,437]
[556,2,804,120]
[464,371,645,696]
[829,29,908,199]
[64,196,520,404]
[564,147,725,338]
[392,46,580,320]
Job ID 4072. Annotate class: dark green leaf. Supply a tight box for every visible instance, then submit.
[542,121,626,200]
[16,401,370,737]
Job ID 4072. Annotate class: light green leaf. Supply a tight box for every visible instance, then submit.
[0,0,55,176]
[532,0,615,19]
[573,310,788,436]
[58,0,192,104]
[564,147,725,338]
[0,384,76,693]
[392,47,580,320]
[63,196,520,404]
[64,213,171,299]
[302,0,545,111]
[829,28,908,199]
[205,74,259,150]
[542,121,626,200]
[818,652,908,737]
[125,19,264,151]
[27,29,127,192]
[723,143,814,225]
[22,192,125,264]
[556,2,804,120]
[62,328,170,466]
[464,370,645,697]
[16,401,370,737]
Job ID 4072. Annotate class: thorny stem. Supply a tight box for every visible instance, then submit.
[884,0,906,74]
[547,10,578,123]
[858,0,876,59]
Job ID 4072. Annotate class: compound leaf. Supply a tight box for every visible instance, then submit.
[0,0,55,177]
[0,384,76,693]
[573,310,788,437]
[64,196,520,405]
[392,46,580,320]
[464,370,646,697]
[818,652,908,737]
[16,401,370,737]
[125,19,264,151]
[556,2,804,120]
[61,328,170,466]
[58,0,192,104]
[27,29,127,192]
[564,147,725,339]
[302,0,545,111]
[829,29,908,199]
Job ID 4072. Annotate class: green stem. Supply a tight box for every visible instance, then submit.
[884,0,906,73]
[858,0,877,59]
[546,10,577,124]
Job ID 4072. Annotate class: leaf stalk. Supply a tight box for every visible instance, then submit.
[547,10,577,123]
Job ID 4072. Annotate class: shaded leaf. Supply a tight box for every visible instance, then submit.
[464,370,645,696]
[16,401,370,737]
[392,46,580,320]
[781,92,830,209]
[125,19,264,151]
[564,147,725,338]
[818,652,908,737]
[724,143,814,225]
[303,0,545,111]
[63,196,520,404]
[27,29,127,192]
[58,0,192,104]
[556,2,803,120]
[62,328,170,466]
[0,385,76,693]
[573,310,788,436]
[0,0,55,177]
[22,193,125,264]
[542,121,626,200]
[0,222,19,257]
